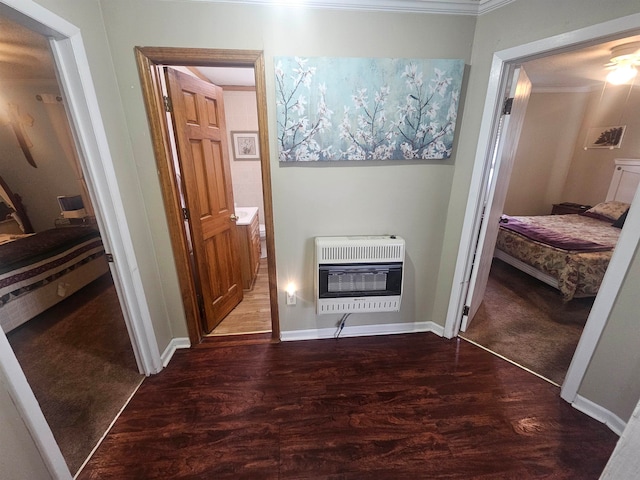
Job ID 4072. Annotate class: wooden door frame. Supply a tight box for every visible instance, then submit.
[135,47,279,345]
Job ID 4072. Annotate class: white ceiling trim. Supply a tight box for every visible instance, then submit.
[168,0,516,15]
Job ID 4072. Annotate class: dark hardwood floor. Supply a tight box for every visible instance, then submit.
[77,333,618,479]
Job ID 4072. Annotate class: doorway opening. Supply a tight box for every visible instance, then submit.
[135,48,279,345]
[445,17,640,411]
[0,11,144,476]
[198,67,271,337]
[461,36,640,386]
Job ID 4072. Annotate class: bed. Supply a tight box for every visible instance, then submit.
[494,159,640,301]
[0,176,108,333]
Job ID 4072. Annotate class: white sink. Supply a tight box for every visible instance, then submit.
[234,206,258,225]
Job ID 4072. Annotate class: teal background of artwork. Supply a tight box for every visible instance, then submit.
[275,56,464,161]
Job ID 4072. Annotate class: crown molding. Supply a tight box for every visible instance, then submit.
[170,0,516,16]
[477,0,515,15]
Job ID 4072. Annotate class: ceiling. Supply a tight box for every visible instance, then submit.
[197,66,257,86]
[1,6,639,91]
[524,35,640,90]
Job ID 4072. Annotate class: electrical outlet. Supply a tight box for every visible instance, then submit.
[286,290,296,305]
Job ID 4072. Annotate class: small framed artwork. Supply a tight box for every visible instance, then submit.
[584,125,626,149]
[231,131,260,160]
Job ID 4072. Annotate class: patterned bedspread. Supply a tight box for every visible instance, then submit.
[495,214,620,301]
[0,227,105,307]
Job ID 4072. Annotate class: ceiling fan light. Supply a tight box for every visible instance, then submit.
[606,64,638,85]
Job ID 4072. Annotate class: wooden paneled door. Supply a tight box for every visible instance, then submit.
[165,67,243,332]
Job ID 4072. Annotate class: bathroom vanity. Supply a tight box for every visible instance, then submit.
[235,207,261,290]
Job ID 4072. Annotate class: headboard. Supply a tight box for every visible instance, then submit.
[606,159,640,204]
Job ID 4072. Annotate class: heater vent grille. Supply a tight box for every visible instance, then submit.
[319,244,404,262]
[315,236,405,315]
[317,237,404,263]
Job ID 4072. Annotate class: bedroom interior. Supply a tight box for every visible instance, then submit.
[0,14,142,475]
[461,35,640,386]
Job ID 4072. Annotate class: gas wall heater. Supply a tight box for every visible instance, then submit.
[315,235,405,314]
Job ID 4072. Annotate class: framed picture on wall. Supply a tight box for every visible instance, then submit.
[274,56,464,162]
[584,125,626,149]
[231,131,260,160]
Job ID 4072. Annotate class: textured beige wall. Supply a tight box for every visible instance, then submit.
[504,91,589,215]
[563,85,640,206]
[505,84,640,214]
[90,0,476,334]
[0,81,82,231]
[0,369,52,479]
[601,396,640,478]
[579,243,640,422]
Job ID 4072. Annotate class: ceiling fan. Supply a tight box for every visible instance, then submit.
[605,41,640,85]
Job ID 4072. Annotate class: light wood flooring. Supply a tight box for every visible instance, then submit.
[209,257,271,336]
[77,332,618,479]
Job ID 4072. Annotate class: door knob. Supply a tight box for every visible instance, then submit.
[230,214,238,222]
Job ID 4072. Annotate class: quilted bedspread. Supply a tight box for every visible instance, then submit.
[496,214,621,301]
[0,227,104,307]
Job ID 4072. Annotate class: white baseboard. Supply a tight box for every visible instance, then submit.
[572,394,626,436]
[160,337,190,367]
[281,321,444,342]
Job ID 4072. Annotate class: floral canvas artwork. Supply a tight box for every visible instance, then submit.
[275,56,464,162]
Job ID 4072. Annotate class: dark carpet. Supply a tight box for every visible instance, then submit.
[7,273,143,475]
[461,258,594,385]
